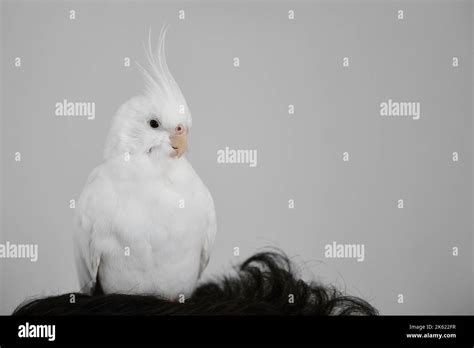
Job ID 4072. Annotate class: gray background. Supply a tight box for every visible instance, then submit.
[1,0,472,315]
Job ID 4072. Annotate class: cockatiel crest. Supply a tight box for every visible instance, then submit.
[74,26,216,299]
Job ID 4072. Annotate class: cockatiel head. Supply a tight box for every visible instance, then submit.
[104,27,191,160]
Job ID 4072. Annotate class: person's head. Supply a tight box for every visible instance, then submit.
[13,250,378,315]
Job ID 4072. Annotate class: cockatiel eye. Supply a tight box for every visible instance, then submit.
[149,119,160,129]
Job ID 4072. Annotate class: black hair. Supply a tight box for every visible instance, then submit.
[13,250,378,315]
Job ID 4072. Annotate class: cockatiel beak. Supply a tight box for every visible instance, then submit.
[170,124,187,158]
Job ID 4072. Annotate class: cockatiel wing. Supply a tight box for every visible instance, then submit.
[73,166,117,294]
[198,191,217,278]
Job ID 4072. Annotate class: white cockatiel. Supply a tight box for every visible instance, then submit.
[73,27,216,299]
